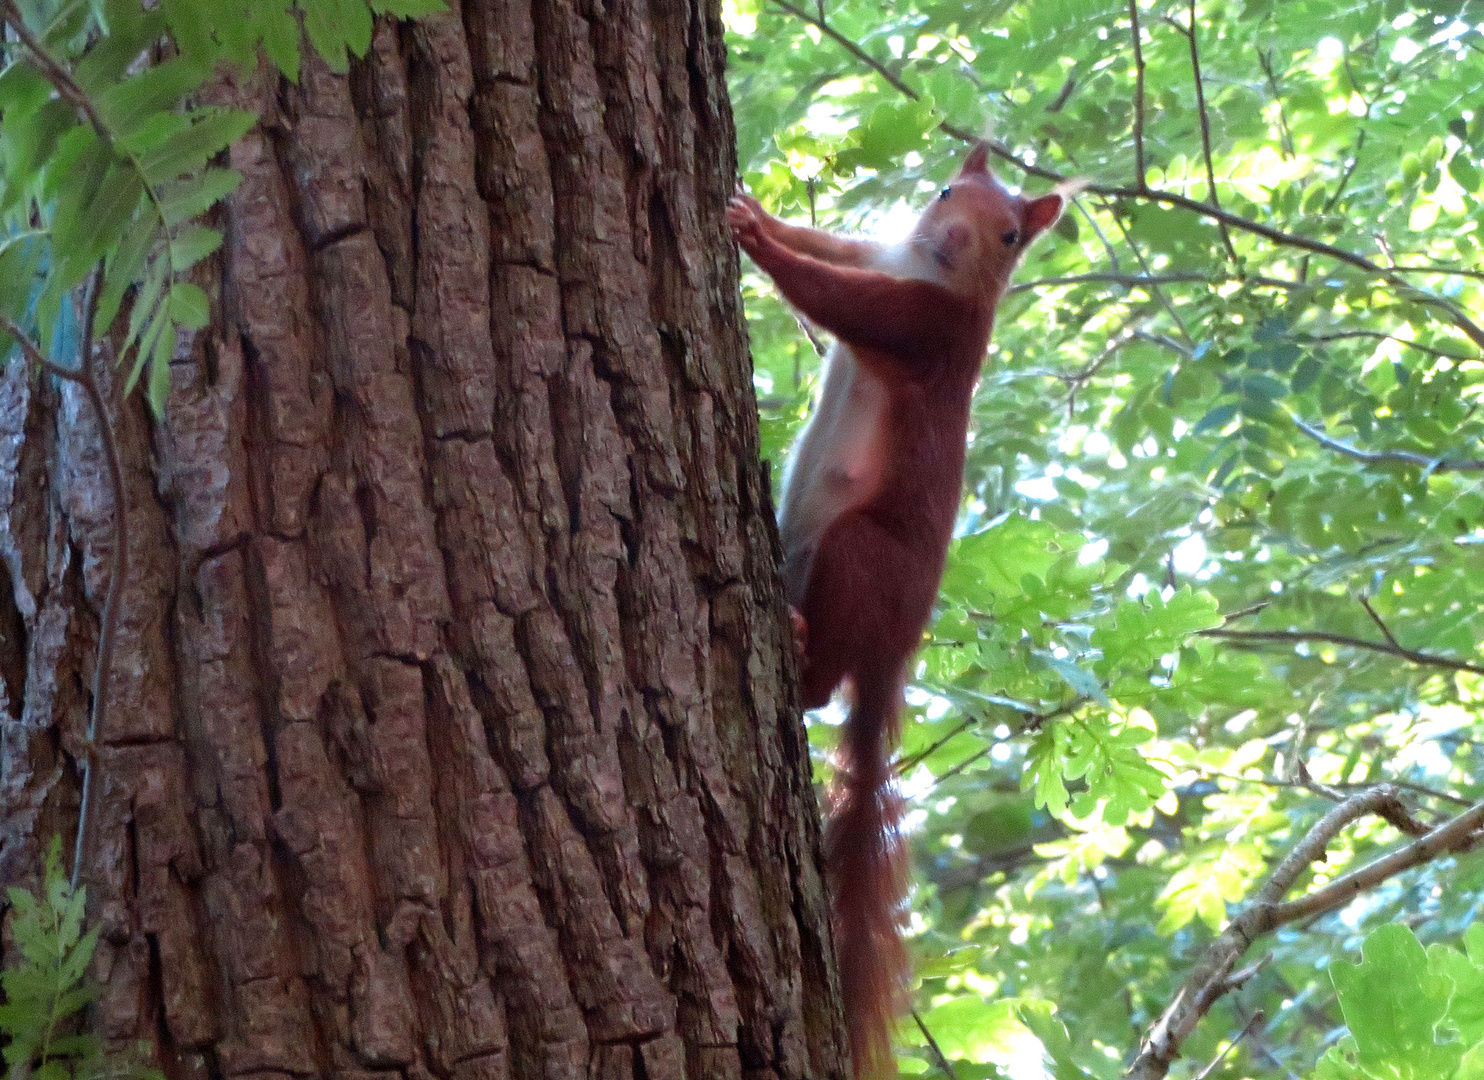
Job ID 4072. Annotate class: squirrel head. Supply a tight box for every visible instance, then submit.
[911,143,1065,298]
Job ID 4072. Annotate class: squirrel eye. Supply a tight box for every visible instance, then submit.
[1002,229,1021,246]
[939,186,952,200]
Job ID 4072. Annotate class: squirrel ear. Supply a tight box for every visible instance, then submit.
[958,142,991,176]
[1023,192,1064,241]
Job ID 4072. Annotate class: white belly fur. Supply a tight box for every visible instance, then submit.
[777,341,888,604]
[774,240,944,604]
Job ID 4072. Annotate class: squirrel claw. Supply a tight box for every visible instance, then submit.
[789,607,808,659]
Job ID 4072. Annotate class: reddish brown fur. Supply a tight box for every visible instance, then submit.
[731,146,1063,1077]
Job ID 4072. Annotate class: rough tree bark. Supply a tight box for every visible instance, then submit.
[0,2,851,1079]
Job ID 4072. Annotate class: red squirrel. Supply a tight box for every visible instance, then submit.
[729,144,1064,1077]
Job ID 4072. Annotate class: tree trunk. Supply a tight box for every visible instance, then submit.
[0,3,850,1079]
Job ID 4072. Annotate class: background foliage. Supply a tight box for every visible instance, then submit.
[0,839,157,1080]
[727,0,1484,1075]
[0,0,439,413]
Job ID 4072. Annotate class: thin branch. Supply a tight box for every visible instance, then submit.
[913,1010,964,1080]
[1127,789,1484,1079]
[1268,797,1484,925]
[1356,595,1402,651]
[1219,959,1269,995]
[1047,70,1078,113]
[1256,50,1296,160]
[1073,197,1122,271]
[1321,131,1367,214]
[897,719,972,774]
[1194,1011,1265,1080]
[1163,757,1472,810]
[1012,271,1208,293]
[0,269,125,892]
[1307,329,1472,363]
[1200,627,1484,677]
[1107,201,1194,345]
[1388,261,1484,284]
[1289,416,1484,474]
[929,744,992,789]
[1218,600,1271,622]
[73,268,124,893]
[1296,762,1429,837]
[1182,0,1239,264]
[766,0,920,111]
[1009,271,1305,294]
[1128,0,1148,190]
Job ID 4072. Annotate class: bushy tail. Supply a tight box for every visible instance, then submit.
[825,668,908,1078]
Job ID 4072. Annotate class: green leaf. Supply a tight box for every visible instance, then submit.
[302,0,352,72]
[122,257,167,359]
[1330,924,1462,1080]
[254,1,303,81]
[157,167,244,227]
[96,56,209,142]
[94,212,157,337]
[147,313,174,416]
[167,281,209,329]
[168,226,223,272]
[138,106,257,184]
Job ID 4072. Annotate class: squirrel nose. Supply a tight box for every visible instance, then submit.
[935,223,971,267]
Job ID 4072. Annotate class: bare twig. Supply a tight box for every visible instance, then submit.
[1162,757,1472,810]
[1128,0,1148,190]
[896,718,973,774]
[929,744,993,789]
[0,268,125,892]
[795,315,829,357]
[1047,71,1078,113]
[1321,131,1367,214]
[1182,0,1239,263]
[1127,789,1484,1079]
[766,0,922,115]
[913,1010,964,1080]
[1257,50,1296,159]
[1307,329,1471,363]
[1011,271,1305,294]
[1297,762,1429,836]
[1194,1010,1265,1080]
[1106,202,1194,344]
[1388,262,1484,284]
[1073,197,1123,271]
[1218,600,1271,622]
[1289,416,1484,474]
[1013,271,1207,293]
[1200,627,1484,677]
[1356,595,1402,651]
[1220,960,1269,994]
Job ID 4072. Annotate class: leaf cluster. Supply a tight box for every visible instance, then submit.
[0,839,155,1080]
[0,0,442,413]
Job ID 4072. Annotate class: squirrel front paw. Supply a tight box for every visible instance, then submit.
[727,192,766,252]
[789,606,809,660]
